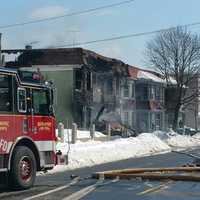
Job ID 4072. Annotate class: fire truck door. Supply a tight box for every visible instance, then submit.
[31,89,53,139]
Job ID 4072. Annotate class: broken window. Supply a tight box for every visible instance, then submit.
[86,71,92,91]
[106,79,113,93]
[136,85,148,101]
[75,70,82,90]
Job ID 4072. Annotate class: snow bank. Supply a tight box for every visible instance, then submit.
[193,133,200,140]
[153,130,200,148]
[166,135,200,148]
[48,129,200,174]
[51,133,170,173]
[152,130,177,140]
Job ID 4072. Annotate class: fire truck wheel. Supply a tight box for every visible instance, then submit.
[9,146,36,190]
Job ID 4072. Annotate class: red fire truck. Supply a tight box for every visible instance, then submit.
[0,67,56,189]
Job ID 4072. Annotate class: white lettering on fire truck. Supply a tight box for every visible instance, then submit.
[0,139,8,152]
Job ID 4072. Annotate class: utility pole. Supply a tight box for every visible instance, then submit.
[0,33,2,65]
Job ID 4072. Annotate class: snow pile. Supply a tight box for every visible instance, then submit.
[52,133,170,173]
[193,133,200,140]
[166,135,200,148]
[152,130,177,140]
[153,130,200,148]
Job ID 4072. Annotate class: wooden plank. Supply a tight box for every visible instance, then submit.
[93,173,200,182]
[94,167,200,176]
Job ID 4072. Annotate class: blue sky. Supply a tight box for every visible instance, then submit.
[1,0,200,68]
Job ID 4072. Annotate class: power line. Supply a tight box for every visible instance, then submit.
[55,21,200,48]
[0,0,136,30]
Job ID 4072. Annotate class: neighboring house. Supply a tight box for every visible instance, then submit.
[3,47,166,132]
[128,67,166,132]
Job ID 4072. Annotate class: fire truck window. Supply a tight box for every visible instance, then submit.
[33,90,49,115]
[17,88,27,113]
[0,75,11,112]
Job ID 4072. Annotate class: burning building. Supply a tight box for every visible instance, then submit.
[2,47,166,133]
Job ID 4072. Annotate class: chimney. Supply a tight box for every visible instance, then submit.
[25,45,32,50]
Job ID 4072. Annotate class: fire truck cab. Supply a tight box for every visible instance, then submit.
[0,67,56,189]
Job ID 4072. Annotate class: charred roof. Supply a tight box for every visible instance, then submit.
[4,48,84,66]
[3,47,130,76]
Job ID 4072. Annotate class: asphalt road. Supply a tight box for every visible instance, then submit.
[0,149,200,200]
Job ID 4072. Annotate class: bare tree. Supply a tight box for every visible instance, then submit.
[145,27,200,130]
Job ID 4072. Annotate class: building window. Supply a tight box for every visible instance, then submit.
[156,113,162,128]
[123,111,129,126]
[106,79,113,93]
[75,70,82,90]
[123,84,130,98]
[86,71,92,91]
[136,85,148,101]
[150,85,162,101]
[151,112,162,130]
[137,111,149,132]
[131,83,135,98]
[150,86,156,100]
[155,86,161,101]
[122,81,135,99]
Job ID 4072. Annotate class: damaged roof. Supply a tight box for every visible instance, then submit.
[3,47,130,76]
[4,48,84,66]
[3,47,164,80]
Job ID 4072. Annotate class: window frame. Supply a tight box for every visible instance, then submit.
[32,89,50,116]
[17,87,27,113]
[0,74,13,113]
[123,84,130,98]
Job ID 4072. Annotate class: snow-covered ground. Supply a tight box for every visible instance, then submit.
[49,129,200,174]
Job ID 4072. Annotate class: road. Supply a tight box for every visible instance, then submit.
[0,149,200,200]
